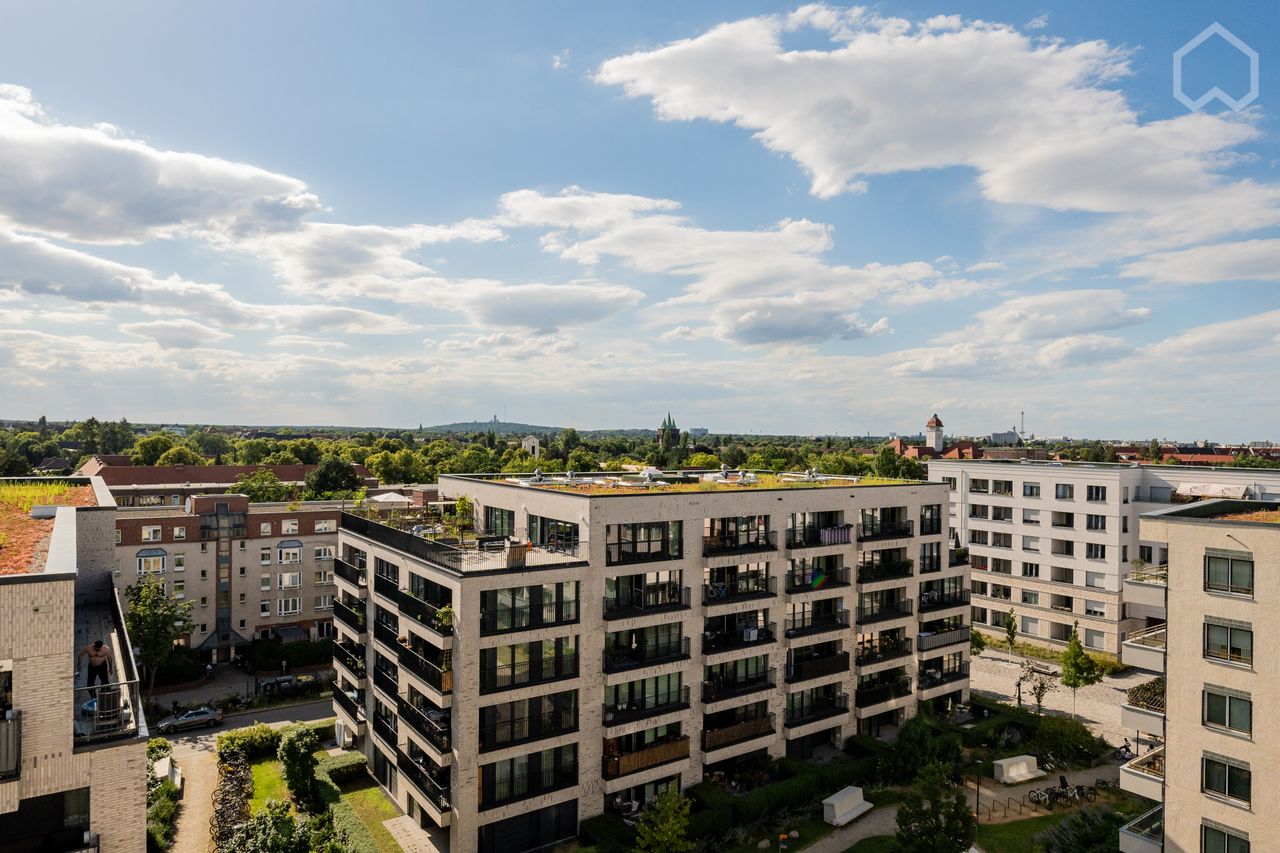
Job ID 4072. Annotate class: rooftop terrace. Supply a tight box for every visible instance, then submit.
[444,468,922,496]
[0,479,97,574]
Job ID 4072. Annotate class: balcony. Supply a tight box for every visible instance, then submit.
[1120,746,1165,801]
[72,680,142,747]
[603,638,690,674]
[398,749,451,812]
[704,575,776,606]
[373,572,399,602]
[857,560,914,584]
[785,694,849,728]
[372,713,398,748]
[1123,566,1167,609]
[1121,676,1165,733]
[703,530,777,558]
[479,656,578,694]
[398,644,453,695]
[786,651,850,683]
[854,678,912,709]
[398,590,452,638]
[856,519,914,542]
[372,620,400,654]
[919,589,971,613]
[917,626,969,652]
[785,566,850,594]
[333,641,366,679]
[919,663,970,692]
[1118,805,1163,853]
[702,668,775,703]
[1121,625,1166,673]
[332,684,366,723]
[334,557,367,590]
[479,763,578,811]
[856,600,913,625]
[0,711,19,780]
[855,638,912,667]
[785,610,849,639]
[704,623,776,654]
[604,686,691,727]
[604,586,691,620]
[603,735,691,779]
[785,524,852,550]
[703,714,775,752]
[334,599,367,636]
[949,549,969,567]
[373,667,399,700]
[399,698,451,753]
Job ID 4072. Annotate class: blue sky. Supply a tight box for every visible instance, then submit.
[1,2,1278,440]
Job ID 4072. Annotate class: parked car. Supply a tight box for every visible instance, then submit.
[156,705,223,733]
[258,674,300,696]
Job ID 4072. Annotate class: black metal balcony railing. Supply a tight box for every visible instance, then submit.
[331,684,366,722]
[785,651,850,683]
[703,575,776,605]
[919,520,943,536]
[855,638,913,666]
[72,680,142,747]
[479,763,578,811]
[856,600,913,624]
[702,530,777,558]
[856,560,914,584]
[604,586,691,619]
[334,557,366,587]
[398,749,451,811]
[479,655,579,694]
[702,667,776,703]
[606,542,683,567]
[604,686,691,727]
[603,638,690,673]
[372,713,397,747]
[373,620,400,652]
[373,572,399,602]
[703,622,776,653]
[479,710,579,753]
[918,589,971,613]
[785,694,849,727]
[703,714,775,751]
[917,626,969,652]
[398,589,452,637]
[785,524,853,549]
[918,663,970,691]
[373,666,399,699]
[949,550,969,566]
[0,712,20,780]
[399,697,451,752]
[333,599,367,634]
[398,644,454,694]
[785,566,851,594]
[856,519,914,541]
[334,641,366,678]
[602,735,691,779]
[784,610,849,638]
[854,678,913,708]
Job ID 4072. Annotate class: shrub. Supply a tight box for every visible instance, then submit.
[153,645,205,687]
[686,806,731,841]
[250,638,335,672]
[879,715,963,785]
[318,751,368,785]
[1027,715,1109,766]
[579,813,633,853]
[146,778,181,853]
[216,719,334,761]
[313,753,380,853]
[147,737,173,761]
[278,725,320,805]
[1035,805,1127,853]
[844,733,891,759]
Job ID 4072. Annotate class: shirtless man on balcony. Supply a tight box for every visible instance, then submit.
[76,639,114,698]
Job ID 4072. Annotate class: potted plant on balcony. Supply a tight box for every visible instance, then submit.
[433,604,455,632]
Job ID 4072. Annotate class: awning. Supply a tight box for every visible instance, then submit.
[1174,483,1251,499]
[136,547,168,558]
[277,539,303,549]
[368,493,411,505]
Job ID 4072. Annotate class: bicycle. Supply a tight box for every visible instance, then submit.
[1094,777,1113,792]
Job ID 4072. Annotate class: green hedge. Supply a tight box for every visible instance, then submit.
[249,638,335,672]
[720,757,875,826]
[146,778,181,853]
[578,813,633,853]
[153,646,206,687]
[216,719,335,761]
[318,751,369,785]
[313,758,381,853]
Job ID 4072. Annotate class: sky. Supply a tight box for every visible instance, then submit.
[1,2,1278,440]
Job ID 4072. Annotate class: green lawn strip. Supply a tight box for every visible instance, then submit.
[338,780,404,853]
[843,836,896,853]
[249,758,291,814]
[722,815,836,853]
[973,812,1068,853]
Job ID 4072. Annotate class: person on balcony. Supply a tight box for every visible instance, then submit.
[76,639,114,698]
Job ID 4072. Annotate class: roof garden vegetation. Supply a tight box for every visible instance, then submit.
[0,479,96,574]
[478,471,923,495]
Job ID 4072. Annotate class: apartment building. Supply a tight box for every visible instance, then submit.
[114,495,343,662]
[1113,500,1280,853]
[330,468,970,853]
[78,458,377,507]
[0,477,148,851]
[928,459,1280,655]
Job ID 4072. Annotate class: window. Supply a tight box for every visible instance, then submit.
[199,596,208,607]
[278,597,302,616]
[260,548,271,565]
[315,594,334,611]
[1086,543,1106,560]
[1122,517,1129,533]
[1021,590,1040,606]
[260,574,271,591]
[283,519,299,534]
[278,572,302,590]
[1022,536,1040,552]
[314,546,334,561]
[172,553,185,571]
[1022,509,1040,525]
[239,540,246,550]
[259,522,271,535]
[991,532,1012,548]
[993,480,1013,496]
[138,555,165,574]
[142,526,161,542]
[969,505,989,520]
[1204,621,1253,666]
[239,565,246,576]
[1084,629,1104,649]
[200,568,208,579]
[970,479,989,494]
[1084,571,1105,589]
[1023,482,1041,498]
[969,530,988,546]
[1055,484,1074,500]
[239,619,246,629]
[1021,562,1040,578]
[315,519,336,533]
[239,592,246,603]
[1020,616,1040,635]
[1202,824,1250,853]
[1084,599,1105,617]
[1202,754,1251,804]
[260,600,271,616]
[173,526,186,540]
[171,580,185,599]
[1086,514,1106,531]
[1086,485,1106,502]
[1138,545,1153,563]
[314,569,334,585]
[278,547,301,564]
[991,506,1013,522]
[114,529,121,545]
[199,623,207,633]
[1204,687,1252,735]
[1205,554,1254,596]
[200,542,208,553]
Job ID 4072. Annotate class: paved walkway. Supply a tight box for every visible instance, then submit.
[804,805,900,853]
[967,762,1120,825]
[384,815,447,853]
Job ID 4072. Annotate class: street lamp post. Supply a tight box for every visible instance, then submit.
[974,759,983,823]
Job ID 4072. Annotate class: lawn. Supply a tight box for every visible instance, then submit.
[249,758,291,813]
[338,779,403,853]
[843,837,895,853]
[973,812,1068,853]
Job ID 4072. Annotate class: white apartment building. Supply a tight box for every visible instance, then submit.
[330,469,971,853]
[928,459,1280,656]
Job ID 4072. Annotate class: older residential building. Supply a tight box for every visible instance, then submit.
[1115,500,1280,853]
[114,495,344,662]
[77,459,377,507]
[331,469,969,853]
[0,477,148,851]
[929,459,1280,656]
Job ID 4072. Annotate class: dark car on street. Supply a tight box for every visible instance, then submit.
[156,705,224,734]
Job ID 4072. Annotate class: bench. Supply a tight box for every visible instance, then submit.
[822,786,873,827]
[993,754,1046,784]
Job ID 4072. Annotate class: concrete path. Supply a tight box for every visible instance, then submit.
[803,806,900,853]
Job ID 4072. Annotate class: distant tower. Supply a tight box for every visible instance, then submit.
[522,435,541,459]
[925,414,945,454]
[658,412,680,450]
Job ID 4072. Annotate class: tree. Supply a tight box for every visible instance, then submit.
[631,786,693,853]
[131,433,177,465]
[970,627,987,658]
[453,495,474,533]
[305,456,361,498]
[154,446,206,466]
[277,726,319,806]
[188,431,232,458]
[1146,438,1161,460]
[566,446,598,473]
[686,452,721,468]
[222,799,307,853]
[1029,667,1055,715]
[125,576,195,694]
[892,764,976,853]
[233,468,293,503]
[1060,621,1102,719]
[1035,805,1128,853]
[260,450,303,465]
[1004,608,1017,654]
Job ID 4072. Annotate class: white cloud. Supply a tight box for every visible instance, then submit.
[552,49,571,70]
[1120,238,1280,283]
[941,289,1151,344]
[279,305,420,335]
[1027,13,1049,30]
[965,260,1006,272]
[121,319,234,349]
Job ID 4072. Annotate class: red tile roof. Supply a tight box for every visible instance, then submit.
[91,462,375,487]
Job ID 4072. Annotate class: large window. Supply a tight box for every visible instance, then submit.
[481,582,578,634]
[1204,621,1253,666]
[484,506,515,537]
[1086,485,1106,502]
[1204,687,1252,735]
[605,521,683,565]
[480,637,579,693]
[479,690,579,751]
[1023,482,1040,498]
[480,744,578,809]
[1055,484,1074,500]
[528,515,580,552]
[1202,754,1251,804]
[1205,554,1254,596]
[1202,824,1250,853]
